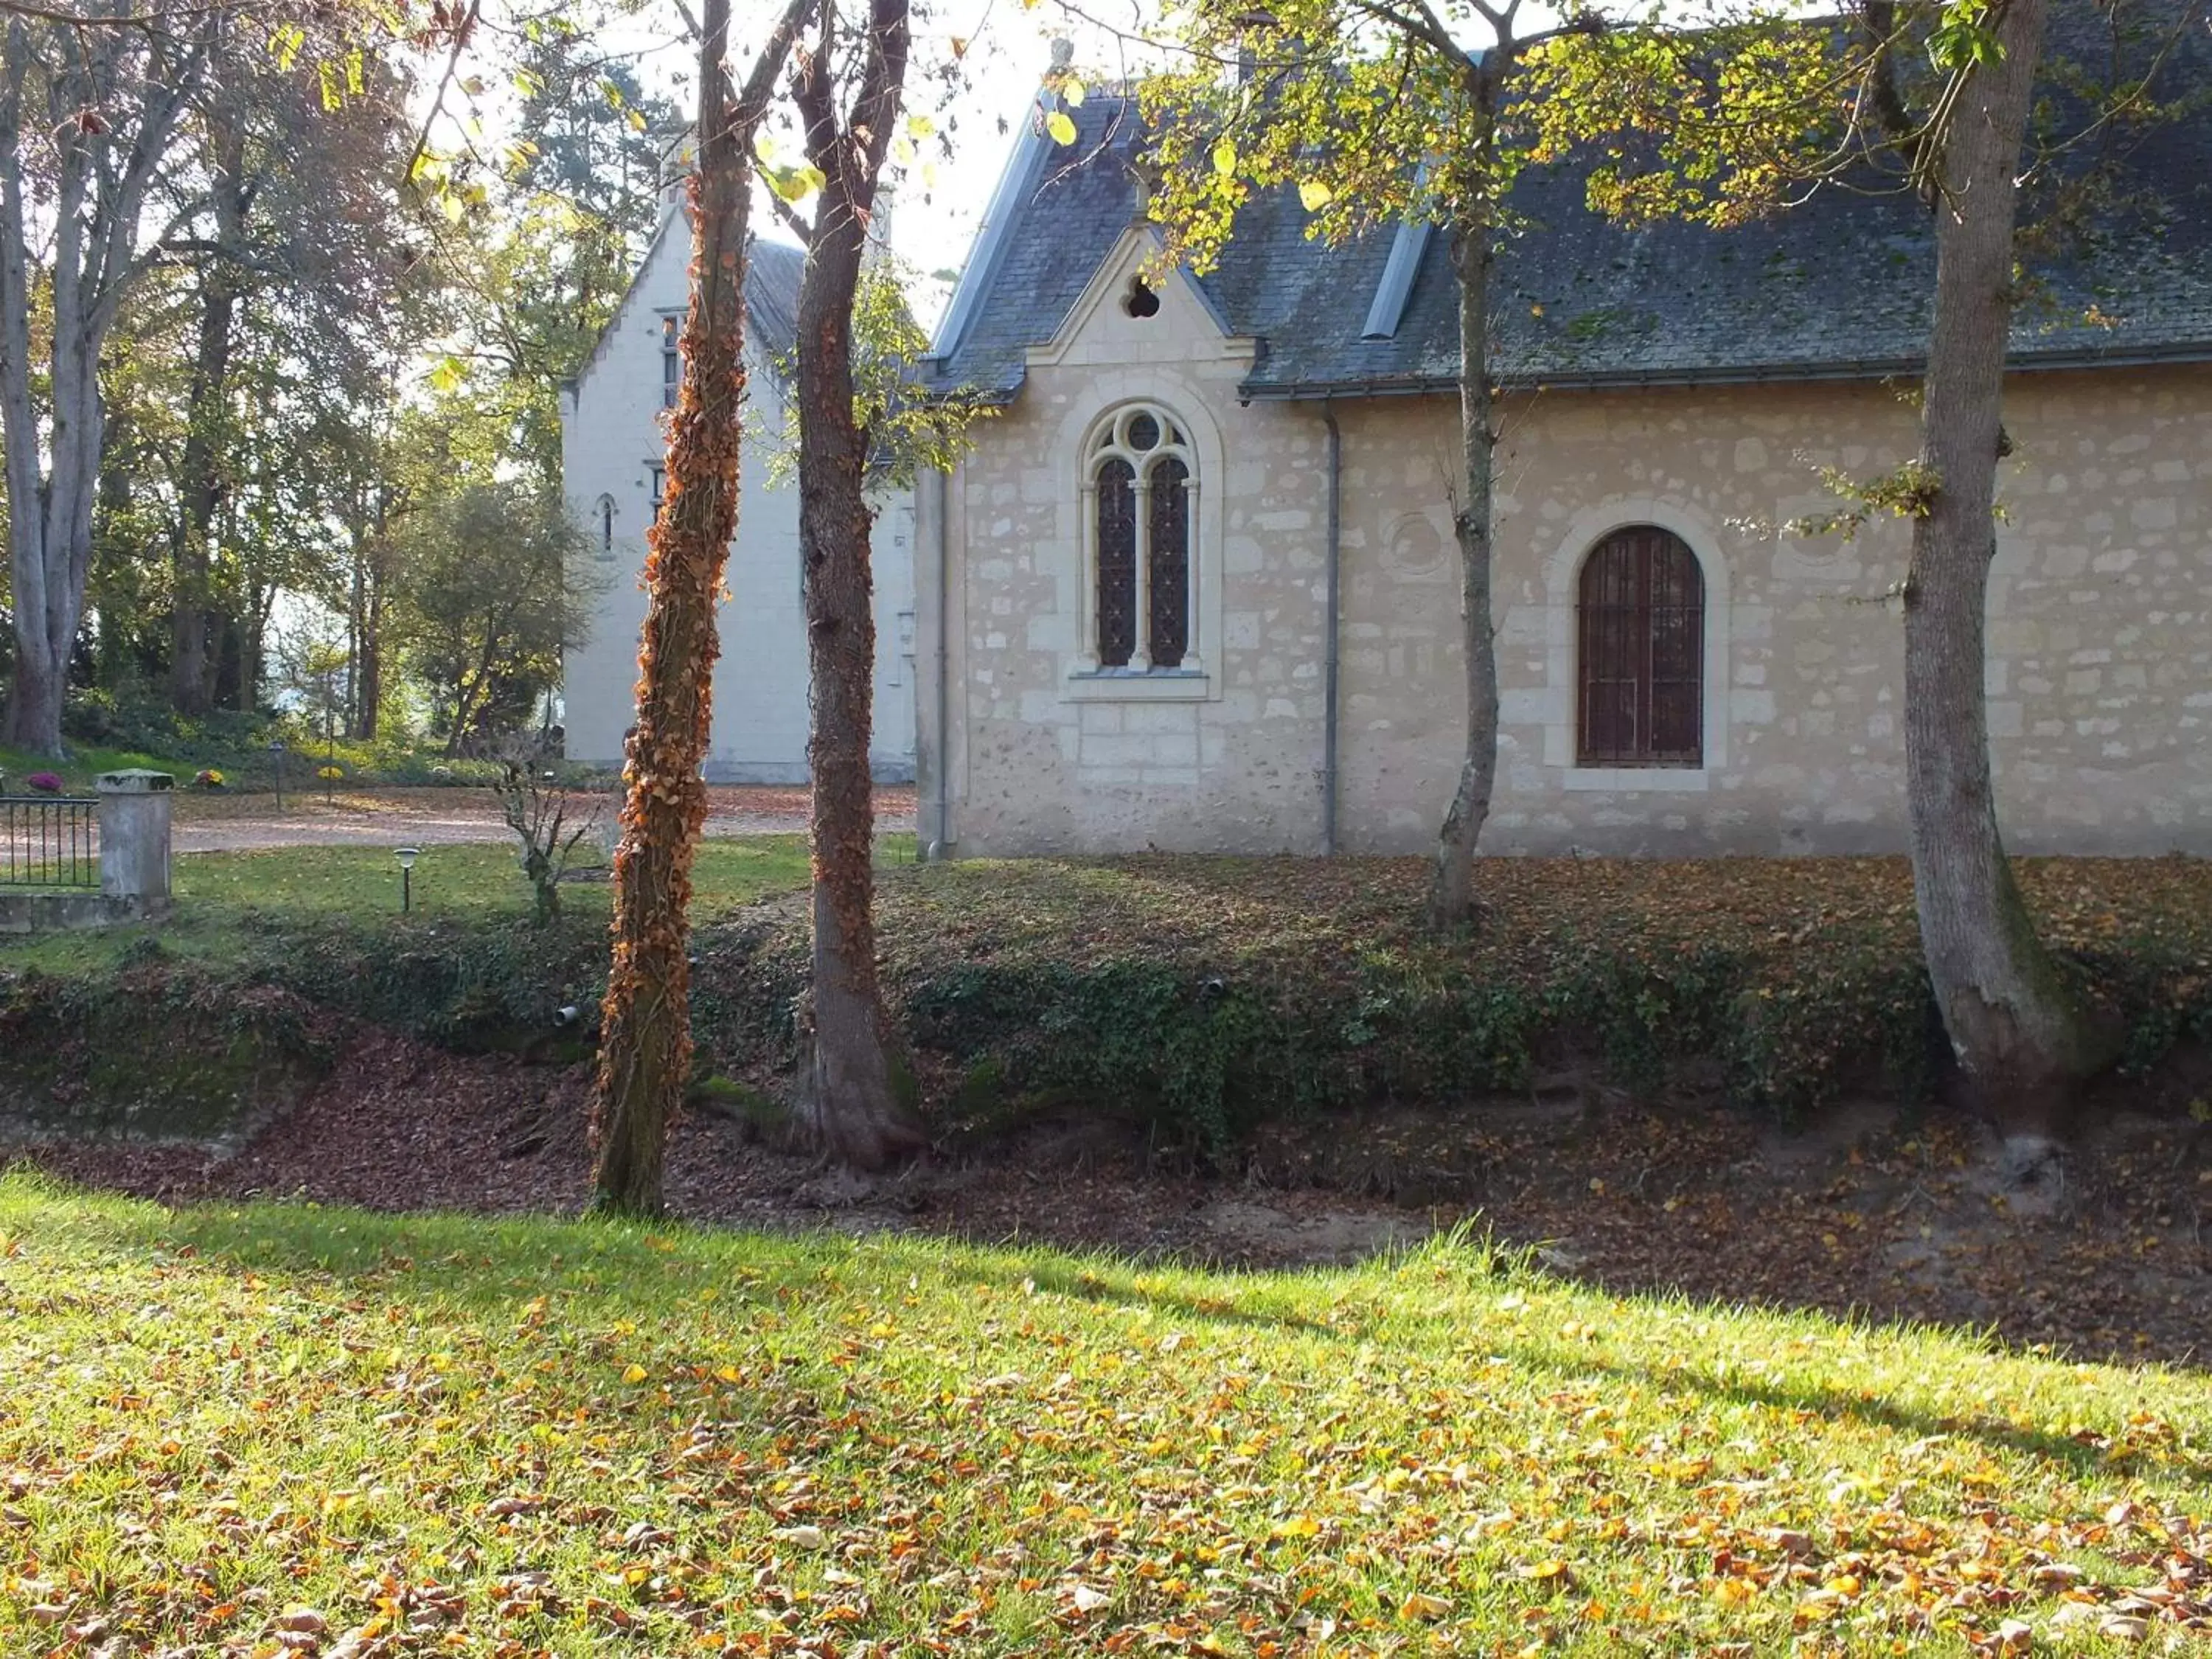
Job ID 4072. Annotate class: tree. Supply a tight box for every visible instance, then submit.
[1899,0,2104,1137]
[393,479,597,752]
[1527,0,2205,1131]
[591,0,815,1218]
[164,16,411,716]
[1,6,211,754]
[1140,0,1623,928]
[786,0,928,1171]
[490,735,600,925]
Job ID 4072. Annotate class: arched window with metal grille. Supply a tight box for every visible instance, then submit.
[1576,525,1705,767]
[1079,403,1199,674]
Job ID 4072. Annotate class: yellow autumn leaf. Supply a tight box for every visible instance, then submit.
[1046,110,1077,146]
[1298,179,1333,211]
[1399,1591,1450,1621]
[621,1363,648,1383]
[1213,138,1237,177]
[1519,1558,1569,1582]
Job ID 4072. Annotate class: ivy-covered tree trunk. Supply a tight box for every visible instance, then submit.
[592,0,808,1217]
[1427,74,1502,932]
[1904,0,2098,1137]
[791,0,928,1172]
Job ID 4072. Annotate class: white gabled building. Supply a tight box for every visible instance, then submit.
[560,200,917,783]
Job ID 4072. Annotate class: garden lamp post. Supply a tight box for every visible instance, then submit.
[396,846,420,914]
[268,739,286,810]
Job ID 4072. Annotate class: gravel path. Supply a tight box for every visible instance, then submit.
[172,785,916,854]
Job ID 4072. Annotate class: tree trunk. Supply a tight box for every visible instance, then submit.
[170,101,246,717]
[1904,0,2098,1138]
[352,490,389,740]
[1427,85,1502,930]
[591,0,808,1217]
[0,21,199,757]
[789,0,925,1173]
[358,572,384,739]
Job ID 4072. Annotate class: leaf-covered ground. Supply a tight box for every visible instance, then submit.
[15,1026,2211,1368]
[0,1177,2206,1657]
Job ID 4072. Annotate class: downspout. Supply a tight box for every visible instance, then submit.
[927,464,951,861]
[1321,400,1342,856]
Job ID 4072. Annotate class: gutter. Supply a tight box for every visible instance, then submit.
[1321,401,1342,857]
[1238,342,2212,403]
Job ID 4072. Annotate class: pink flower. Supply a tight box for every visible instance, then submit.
[26,772,63,794]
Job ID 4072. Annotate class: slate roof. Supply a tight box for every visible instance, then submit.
[925,13,2212,402]
[569,214,807,398]
[744,237,806,365]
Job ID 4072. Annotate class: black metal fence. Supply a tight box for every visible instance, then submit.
[1,796,99,889]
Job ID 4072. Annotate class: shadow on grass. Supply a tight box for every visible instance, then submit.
[21,1178,2197,1499]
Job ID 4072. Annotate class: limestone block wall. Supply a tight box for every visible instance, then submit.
[1334,367,2212,856]
[942,349,2211,858]
[561,217,917,782]
[937,232,1332,853]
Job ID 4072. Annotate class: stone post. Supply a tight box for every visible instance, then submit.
[97,769,175,903]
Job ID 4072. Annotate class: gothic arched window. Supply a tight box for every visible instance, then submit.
[1081,403,1198,674]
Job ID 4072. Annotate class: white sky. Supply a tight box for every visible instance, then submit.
[574,1,1155,335]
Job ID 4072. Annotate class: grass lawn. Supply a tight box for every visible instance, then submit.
[0,1177,2203,1655]
[0,837,886,975]
[0,740,195,793]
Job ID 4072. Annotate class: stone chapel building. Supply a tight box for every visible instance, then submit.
[909,32,2212,859]
[561,206,917,782]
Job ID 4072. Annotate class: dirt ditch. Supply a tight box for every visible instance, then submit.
[9,1030,2208,1369]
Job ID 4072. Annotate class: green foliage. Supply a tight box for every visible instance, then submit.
[772,254,993,490]
[15,849,2211,1155]
[1138,0,1505,274]
[0,968,333,1139]
[708,856,2200,1154]
[391,480,605,750]
[1,1178,2208,1655]
[1519,12,1863,229]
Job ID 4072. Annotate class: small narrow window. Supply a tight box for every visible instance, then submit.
[647,465,666,515]
[1577,525,1704,766]
[596,494,616,554]
[661,316,681,409]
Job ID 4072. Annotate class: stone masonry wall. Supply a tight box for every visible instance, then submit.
[942,291,2212,857]
[939,232,1331,853]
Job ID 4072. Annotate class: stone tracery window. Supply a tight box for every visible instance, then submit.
[1079,403,1198,675]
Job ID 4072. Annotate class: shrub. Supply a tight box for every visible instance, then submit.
[26,773,63,794]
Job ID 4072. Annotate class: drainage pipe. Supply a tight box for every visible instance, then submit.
[927,465,951,861]
[1321,400,1342,856]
